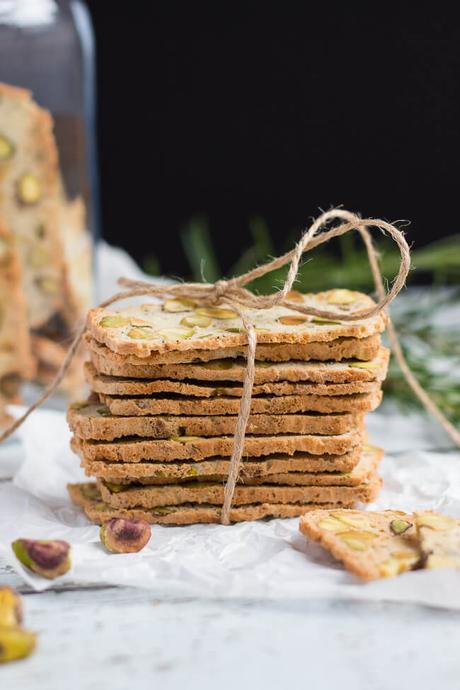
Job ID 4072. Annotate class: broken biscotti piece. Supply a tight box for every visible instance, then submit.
[415,511,460,569]
[0,222,34,412]
[299,508,421,580]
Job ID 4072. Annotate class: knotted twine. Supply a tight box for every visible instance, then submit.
[2,208,460,525]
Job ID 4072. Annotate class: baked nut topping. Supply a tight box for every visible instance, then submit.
[163,298,196,313]
[100,518,151,553]
[17,173,42,205]
[0,134,15,161]
[390,518,412,535]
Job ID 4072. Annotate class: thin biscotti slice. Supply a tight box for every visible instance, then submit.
[59,194,92,321]
[0,222,34,400]
[299,509,421,580]
[68,401,363,441]
[414,511,460,569]
[99,389,382,417]
[86,333,382,366]
[245,446,382,487]
[0,82,67,329]
[81,446,363,483]
[98,474,382,509]
[87,290,386,357]
[71,428,363,462]
[86,446,381,488]
[86,346,390,385]
[68,482,356,525]
[84,361,381,398]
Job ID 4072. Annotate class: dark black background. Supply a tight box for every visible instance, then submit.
[86,2,460,277]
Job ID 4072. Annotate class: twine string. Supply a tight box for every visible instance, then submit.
[1,209,458,524]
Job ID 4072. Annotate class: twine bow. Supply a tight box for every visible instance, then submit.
[2,209,460,524]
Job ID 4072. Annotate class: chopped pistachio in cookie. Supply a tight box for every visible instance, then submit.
[68,482,356,525]
[71,427,364,463]
[85,333,383,367]
[81,446,364,483]
[99,389,382,417]
[415,511,460,569]
[299,509,421,581]
[87,290,386,357]
[97,474,382,509]
[68,401,364,441]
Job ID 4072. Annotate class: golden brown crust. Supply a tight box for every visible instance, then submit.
[84,361,382,398]
[85,347,390,385]
[80,446,364,483]
[99,389,382,417]
[85,333,382,366]
[68,401,363,441]
[68,482,356,525]
[98,474,382,509]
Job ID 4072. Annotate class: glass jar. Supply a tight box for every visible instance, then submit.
[0,0,98,401]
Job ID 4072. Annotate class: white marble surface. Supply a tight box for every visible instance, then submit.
[2,550,460,690]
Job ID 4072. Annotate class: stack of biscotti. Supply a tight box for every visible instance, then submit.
[0,82,91,395]
[67,288,388,525]
[0,222,35,425]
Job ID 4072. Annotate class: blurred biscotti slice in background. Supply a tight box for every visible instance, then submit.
[0,222,35,411]
[0,82,68,331]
